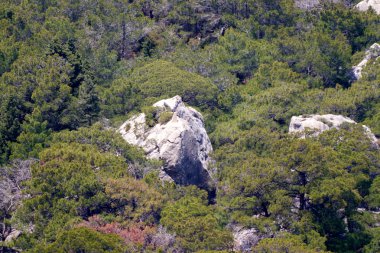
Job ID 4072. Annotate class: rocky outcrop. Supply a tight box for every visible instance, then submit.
[294,0,341,9]
[294,0,320,9]
[118,96,214,190]
[294,0,380,12]
[352,43,380,80]
[230,225,270,252]
[356,0,380,14]
[4,230,21,243]
[289,114,355,135]
[289,114,378,148]
[233,227,261,252]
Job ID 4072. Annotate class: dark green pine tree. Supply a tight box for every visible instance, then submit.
[0,88,24,164]
[77,77,100,126]
[10,108,51,160]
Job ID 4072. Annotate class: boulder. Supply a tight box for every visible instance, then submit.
[356,0,380,14]
[289,114,378,148]
[118,96,214,190]
[294,0,320,9]
[294,0,380,13]
[294,0,341,9]
[4,229,21,243]
[231,225,266,252]
[352,43,380,80]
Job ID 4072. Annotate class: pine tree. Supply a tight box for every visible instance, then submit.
[77,77,100,126]
[10,109,51,160]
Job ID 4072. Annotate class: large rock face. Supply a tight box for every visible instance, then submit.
[352,43,380,80]
[356,0,380,14]
[289,114,378,148]
[118,96,214,190]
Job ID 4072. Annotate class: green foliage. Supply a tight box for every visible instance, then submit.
[166,45,239,91]
[252,233,328,253]
[50,123,147,164]
[158,111,174,124]
[247,61,302,91]
[363,228,380,253]
[105,177,165,224]
[366,176,380,209]
[30,227,125,253]
[278,30,352,88]
[76,77,100,126]
[14,143,127,238]
[214,106,379,251]
[0,85,25,163]
[0,1,379,252]
[30,54,76,130]
[129,60,218,107]
[161,190,233,252]
[315,3,380,52]
[214,29,258,80]
[142,106,159,127]
[99,77,140,118]
[10,109,51,160]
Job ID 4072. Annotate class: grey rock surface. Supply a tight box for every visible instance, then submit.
[289,114,378,148]
[294,0,380,13]
[232,226,264,252]
[352,43,380,80]
[294,0,341,9]
[118,96,214,189]
[4,230,21,243]
[356,0,380,14]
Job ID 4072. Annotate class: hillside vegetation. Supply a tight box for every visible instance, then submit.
[0,0,380,252]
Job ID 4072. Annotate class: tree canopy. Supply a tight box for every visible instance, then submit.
[0,0,379,252]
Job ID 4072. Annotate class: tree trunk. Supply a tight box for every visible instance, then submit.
[299,171,307,210]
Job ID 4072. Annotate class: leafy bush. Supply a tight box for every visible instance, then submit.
[30,227,125,253]
[142,106,159,127]
[158,111,174,124]
[161,194,233,252]
[130,60,218,107]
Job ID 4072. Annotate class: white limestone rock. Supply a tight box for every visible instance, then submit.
[118,96,214,189]
[294,0,380,12]
[5,229,21,243]
[294,0,341,9]
[289,114,378,148]
[289,114,355,135]
[356,0,380,14]
[352,43,380,80]
[294,0,320,9]
[231,225,266,252]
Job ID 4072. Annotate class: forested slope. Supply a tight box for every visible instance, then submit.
[0,0,380,252]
